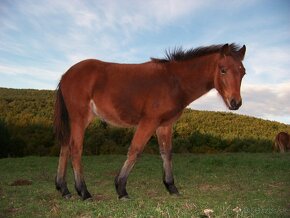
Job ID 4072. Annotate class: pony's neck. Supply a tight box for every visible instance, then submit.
[172,54,218,106]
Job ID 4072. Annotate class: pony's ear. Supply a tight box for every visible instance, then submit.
[220,44,230,56]
[237,45,246,60]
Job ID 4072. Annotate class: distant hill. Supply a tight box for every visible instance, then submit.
[0,87,289,157]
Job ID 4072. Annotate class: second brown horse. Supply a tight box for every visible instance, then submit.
[274,132,290,153]
[54,43,246,200]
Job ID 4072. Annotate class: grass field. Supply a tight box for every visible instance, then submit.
[0,153,289,217]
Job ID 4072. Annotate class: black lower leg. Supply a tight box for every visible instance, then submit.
[55,177,71,199]
[163,173,179,195]
[75,180,92,200]
[115,174,129,199]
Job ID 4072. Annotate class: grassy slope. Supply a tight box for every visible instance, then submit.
[0,154,289,217]
[1,87,290,156]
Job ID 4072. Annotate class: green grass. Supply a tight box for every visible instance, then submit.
[0,153,289,217]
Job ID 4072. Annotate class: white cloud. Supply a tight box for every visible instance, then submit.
[0,64,59,80]
[190,82,290,124]
[245,44,290,84]
[241,83,290,116]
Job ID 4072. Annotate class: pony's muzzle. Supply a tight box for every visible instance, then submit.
[229,98,242,110]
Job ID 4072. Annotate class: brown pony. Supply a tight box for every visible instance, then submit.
[274,132,290,153]
[54,43,246,200]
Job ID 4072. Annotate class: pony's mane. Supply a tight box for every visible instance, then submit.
[151,43,242,63]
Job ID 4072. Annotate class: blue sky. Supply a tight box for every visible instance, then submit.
[0,0,290,124]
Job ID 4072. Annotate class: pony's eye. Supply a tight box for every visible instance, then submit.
[220,68,227,74]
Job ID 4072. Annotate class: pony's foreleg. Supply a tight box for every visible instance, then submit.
[55,143,71,198]
[115,119,158,199]
[70,121,92,200]
[156,125,179,195]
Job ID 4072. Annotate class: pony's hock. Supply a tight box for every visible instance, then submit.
[54,43,246,200]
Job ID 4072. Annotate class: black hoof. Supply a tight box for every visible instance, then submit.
[115,176,129,199]
[75,183,92,200]
[163,181,179,195]
[82,191,92,200]
[76,189,92,200]
[55,178,71,198]
[63,193,72,199]
[58,189,72,199]
[169,187,180,195]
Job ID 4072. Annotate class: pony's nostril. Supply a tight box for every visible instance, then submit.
[230,99,242,110]
[230,99,237,108]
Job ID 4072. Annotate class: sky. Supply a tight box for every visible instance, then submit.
[0,0,289,124]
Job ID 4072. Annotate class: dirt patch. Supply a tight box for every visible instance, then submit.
[267,182,284,188]
[147,190,158,198]
[266,182,285,195]
[198,184,223,192]
[6,207,21,213]
[3,207,22,216]
[10,179,32,186]
[93,193,110,202]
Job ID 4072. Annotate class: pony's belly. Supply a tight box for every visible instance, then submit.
[90,100,136,128]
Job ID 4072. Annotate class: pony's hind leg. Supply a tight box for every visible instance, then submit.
[279,142,285,153]
[55,143,71,198]
[70,120,92,200]
[115,119,158,199]
[156,125,179,195]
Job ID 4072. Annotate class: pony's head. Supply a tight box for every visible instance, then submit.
[214,44,246,110]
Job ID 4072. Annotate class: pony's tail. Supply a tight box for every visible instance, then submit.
[54,84,70,146]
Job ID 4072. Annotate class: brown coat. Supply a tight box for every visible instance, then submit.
[274,132,290,153]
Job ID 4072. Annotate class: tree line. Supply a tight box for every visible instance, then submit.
[0,87,289,158]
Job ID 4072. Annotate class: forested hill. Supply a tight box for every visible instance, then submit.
[0,87,289,157]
